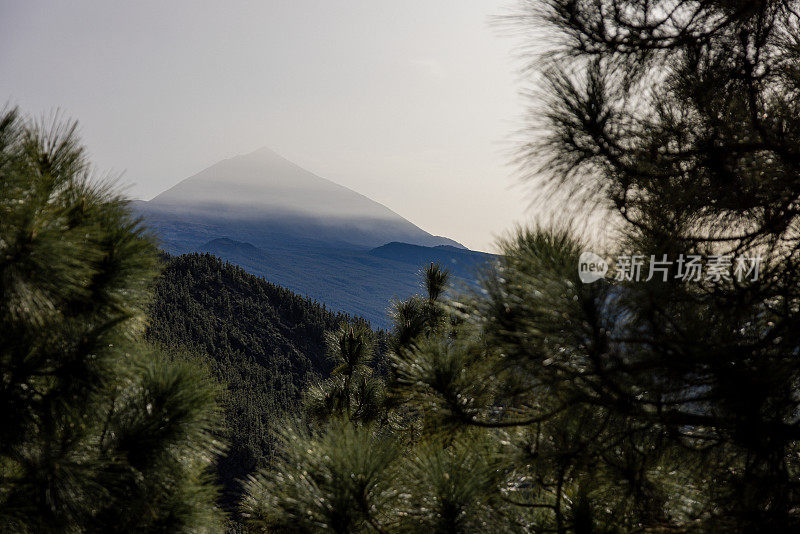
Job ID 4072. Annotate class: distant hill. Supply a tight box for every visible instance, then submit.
[134,148,493,325]
[369,241,494,279]
[196,237,492,326]
[134,147,463,251]
[146,253,387,510]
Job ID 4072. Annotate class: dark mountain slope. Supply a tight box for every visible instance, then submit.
[147,251,349,377]
[146,253,384,509]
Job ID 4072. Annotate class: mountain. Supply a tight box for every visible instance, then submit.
[195,237,491,325]
[135,147,462,251]
[134,148,493,325]
[369,242,494,278]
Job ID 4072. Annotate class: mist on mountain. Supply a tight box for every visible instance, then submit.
[135,147,463,251]
[133,148,491,325]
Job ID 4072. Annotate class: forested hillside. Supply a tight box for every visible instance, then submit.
[145,253,384,510]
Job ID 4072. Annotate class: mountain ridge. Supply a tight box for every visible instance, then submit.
[134,148,491,325]
[137,147,463,250]
[193,237,492,326]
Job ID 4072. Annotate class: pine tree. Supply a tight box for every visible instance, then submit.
[242,267,514,533]
[388,1,800,531]
[241,321,394,532]
[244,2,800,532]
[0,108,225,532]
[302,323,386,425]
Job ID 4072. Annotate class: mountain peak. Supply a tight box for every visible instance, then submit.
[247,146,284,158]
[138,149,464,250]
[235,146,295,166]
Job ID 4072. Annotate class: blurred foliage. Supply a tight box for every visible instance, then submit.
[242,1,800,532]
[0,108,225,532]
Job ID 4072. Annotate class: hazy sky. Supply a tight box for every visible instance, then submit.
[0,0,535,251]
